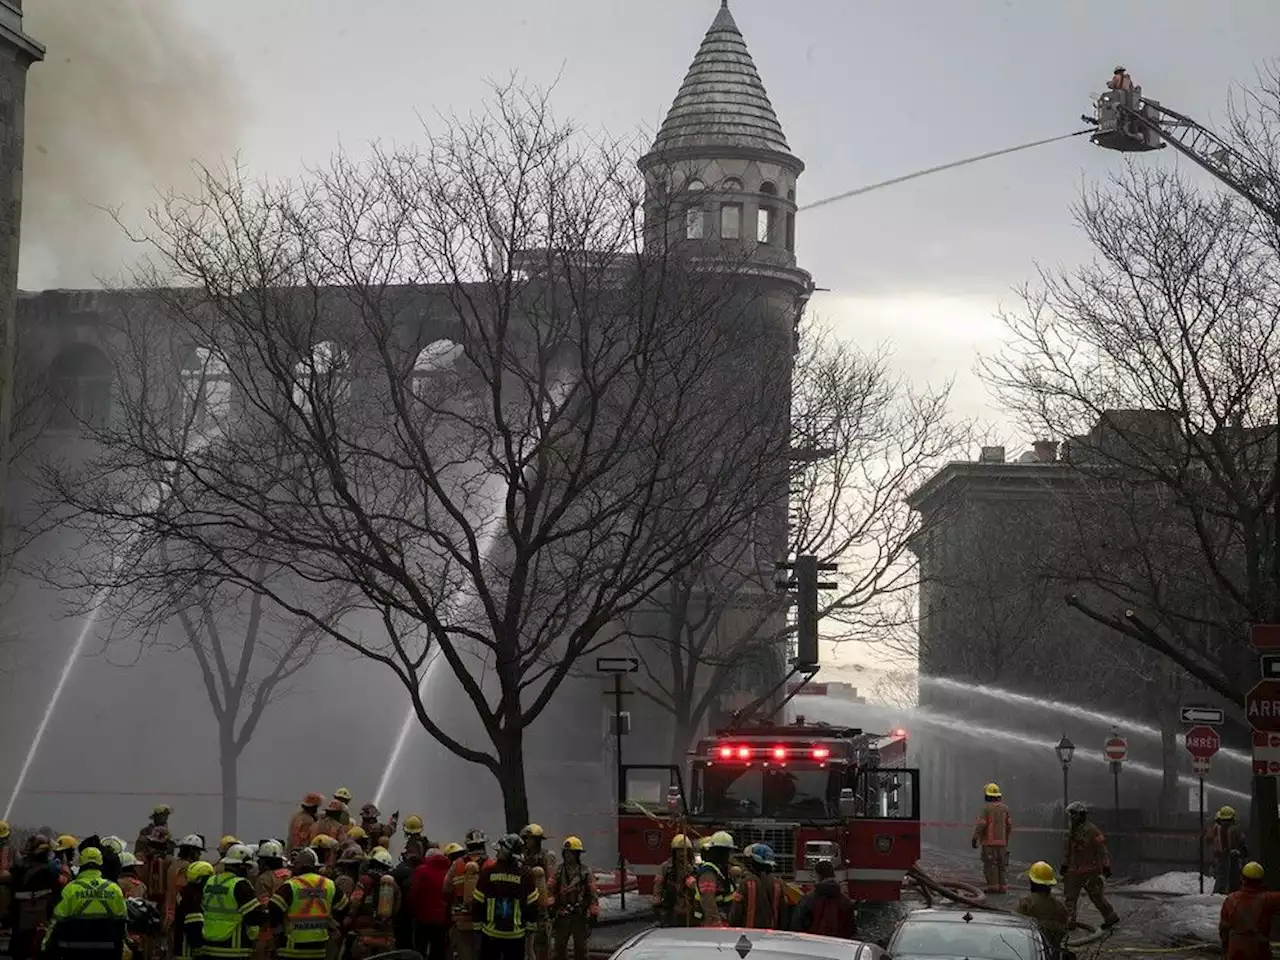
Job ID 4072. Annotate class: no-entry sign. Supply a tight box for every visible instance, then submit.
[1104,736,1127,762]
[1184,725,1221,760]
[1246,679,1280,732]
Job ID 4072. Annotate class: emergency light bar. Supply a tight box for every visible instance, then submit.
[712,743,834,761]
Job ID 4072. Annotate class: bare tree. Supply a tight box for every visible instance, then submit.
[627,328,968,761]
[39,86,797,828]
[981,159,1280,868]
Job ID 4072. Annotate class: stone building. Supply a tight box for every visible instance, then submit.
[1,2,809,842]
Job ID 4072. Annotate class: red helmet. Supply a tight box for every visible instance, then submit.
[326,798,345,813]
[302,793,323,808]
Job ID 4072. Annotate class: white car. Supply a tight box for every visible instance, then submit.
[887,908,1052,960]
[607,927,888,960]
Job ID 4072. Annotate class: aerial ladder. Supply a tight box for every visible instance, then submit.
[1085,66,1280,223]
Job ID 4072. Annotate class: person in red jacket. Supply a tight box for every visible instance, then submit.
[408,847,452,960]
[1220,861,1280,960]
[789,861,856,939]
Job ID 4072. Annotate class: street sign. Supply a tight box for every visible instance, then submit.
[1262,654,1280,681]
[1184,725,1221,759]
[1104,736,1128,762]
[1250,624,1280,650]
[1179,705,1225,725]
[1246,679,1280,732]
[596,656,639,674]
[1192,756,1211,776]
[1252,730,1280,776]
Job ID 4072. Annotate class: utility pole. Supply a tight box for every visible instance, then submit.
[597,656,638,908]
[776,555,838,670]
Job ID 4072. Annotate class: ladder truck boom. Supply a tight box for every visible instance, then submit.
[1088,68,1280,223]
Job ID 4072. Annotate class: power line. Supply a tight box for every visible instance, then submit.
[798,129,1094,213]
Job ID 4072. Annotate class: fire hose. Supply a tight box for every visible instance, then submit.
[905,865,1105,949]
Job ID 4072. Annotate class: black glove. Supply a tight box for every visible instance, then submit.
[971,838,978,849]
[1102,866,1112,879]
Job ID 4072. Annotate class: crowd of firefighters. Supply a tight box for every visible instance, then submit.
[0,790,604,960]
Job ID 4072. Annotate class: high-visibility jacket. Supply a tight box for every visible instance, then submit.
[973,801,1012,847]
[446,855,484,931]
[270,873,345,959]
[691,863,733,926]
[729,871,782,929]
[471,859,538,940]
[287,813,316,855]
[42,867,127,955]
[1220,884,1280,960]
[201,872,261,957]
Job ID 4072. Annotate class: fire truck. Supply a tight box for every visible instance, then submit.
[617,716,920,903]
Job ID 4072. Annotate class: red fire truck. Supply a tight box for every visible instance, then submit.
[618,717,920,903]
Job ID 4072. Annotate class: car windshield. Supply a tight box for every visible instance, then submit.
[698,765,834,819]
[892,920,1038,960]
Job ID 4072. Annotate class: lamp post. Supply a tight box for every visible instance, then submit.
[1056,734,1075,827]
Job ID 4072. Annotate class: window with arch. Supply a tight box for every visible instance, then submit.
[757,206,775,244]
[686,177,705,193]
[49,343,113,431]
[411,338,464,396]
[722,177,743,192]
[787,188,796,201]
[180,346,232,436]
[293,340,349,413]
[759,180,778,196]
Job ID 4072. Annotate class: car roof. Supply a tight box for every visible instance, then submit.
[614,927,873,960]
[897,908,1038,929]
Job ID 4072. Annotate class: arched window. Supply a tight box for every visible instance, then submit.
[722,177,743,192]
[686,177,705,193]
[759,180,778,196]
[49,343,113,431]
[293,340,349,412]
[180,346,231,435]
[411,338,464,396]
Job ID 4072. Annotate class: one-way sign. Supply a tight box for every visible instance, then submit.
[596,656,639,673]
[1180,705,1225,725]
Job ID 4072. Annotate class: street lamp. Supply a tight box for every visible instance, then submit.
[1056,734,1075,827]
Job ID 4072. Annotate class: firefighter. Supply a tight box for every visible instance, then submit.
[1209,806,1247,895]
[310,802,349,846]
[176,861,215,960]
[97,838,125,884]
[331,789,354,827]
[972,782,1013,894]
[137,806,173,857]
[391,839,425,950]
[1220,861,1280,960]
[118,853,148,900]
[1061,801,1119,929]
[693,831,735,927]
[345,847,399,959]
[654,835,695,928]
[309,836,340,877]
[42,847,127,960]
[1107,66,1135,94]
[519,825,554,960]
[547,837,597,960]
[357,805,386,848]
[403,815,426,847]
[730,844,784,930]
[447,833,486,960]
[344,826,369,855]
[254,840,292,960]
[53,836,78,884]
[10,834,61,960]
[214,837,241,875]
[0,819,11,931]
[268,847,347,960]
[168,835,207,935]
[790,859,856,939]
[288,795,324,855]
[472,833,539,960]
[201,843,266,960]
[1014,862,1069,953]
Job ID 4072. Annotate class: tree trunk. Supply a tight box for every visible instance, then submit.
[1158,668,1180,819]
[494,726,530,832]
[220,731,239,836]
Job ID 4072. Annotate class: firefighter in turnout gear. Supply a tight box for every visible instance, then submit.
[310,803,348,847]
[136,807,172,859]
[654,835,695,928]
[176,861,215,960]
[1062,802,1119,929]
[118,854,147,900]
[331,790,353,828]
[254,840,292,960]
[447,831,487,960]
[1219,861,1280,960]
[42,847,127,960]
[473,833,539,960]
[729,844,785,930]
[167,835,206,935]
[345,847,399,959]
[268,848,346,960]
[547,837,597,960]
[12,834,63,960]
[693,832,735,927]
[973,783,1013,893]
[289,796,323,856]
[201,843,267,960]
[519,825,554,960]
[1210,806,1247,895]
[0,819,13,924]
[357,805,398,850]
[1014,862,1070,952]
[402,816,425,847]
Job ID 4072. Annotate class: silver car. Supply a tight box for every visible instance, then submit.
[607,927,889,960]
[887,908,1052,960]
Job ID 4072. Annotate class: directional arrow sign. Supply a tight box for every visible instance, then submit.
[596,656,639,673]
[1180,705,1225,725]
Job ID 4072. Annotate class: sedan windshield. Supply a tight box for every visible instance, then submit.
[892,920,1039,960]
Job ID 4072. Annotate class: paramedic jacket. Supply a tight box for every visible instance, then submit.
[471,859,540,940]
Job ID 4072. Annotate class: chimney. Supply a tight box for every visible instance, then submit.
[1033,440,1059,463]
[979,446,1006,464]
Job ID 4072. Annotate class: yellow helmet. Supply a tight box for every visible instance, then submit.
[708,830,735,849]
[442,842,465,857]
[563,836,584,852]
[1027,861,1057,886]
[187,860,215,883]
[1243,861,1265,880]
[670,834,692,850]
[984,783,1002,799]
[311,835,339,850]
[1215,806,1237,822]
[0,820,10,840]
[698,836,713,850]
[404,815,424,835]
[152,804,171,817]
[520,823,545,839]
[370,846,394,867]
[334,787,353,803]
[54,835,78,853]
[218,835,239,853]
[78,847,103,867]
[346,826,367,842]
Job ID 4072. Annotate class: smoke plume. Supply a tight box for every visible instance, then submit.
[19,0,243,290]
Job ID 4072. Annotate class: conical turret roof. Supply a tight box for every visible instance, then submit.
[650,1,794,159]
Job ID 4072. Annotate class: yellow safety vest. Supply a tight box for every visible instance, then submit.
[202,873,257,957]
[44,869,127,949]
[272,874,337,958]
[691,863,733,923]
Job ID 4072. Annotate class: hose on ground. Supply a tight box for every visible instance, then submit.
[905,865,1104,949]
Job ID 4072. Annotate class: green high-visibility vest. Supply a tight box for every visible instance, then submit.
[278,874,337,957]
[201,873,254,957]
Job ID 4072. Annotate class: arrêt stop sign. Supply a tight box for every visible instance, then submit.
[1184,725,1221,760]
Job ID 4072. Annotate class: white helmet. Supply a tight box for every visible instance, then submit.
[101,836,125,854]
[369,846,394,868]
[221,843,253,866]
[258,840,285,861]
[119,852,138,870]
[178,834,206,852]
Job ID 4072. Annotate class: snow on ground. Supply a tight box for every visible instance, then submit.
[1128,871,1216,894]
[598,893,658,923]
[1154,893,1224,942]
